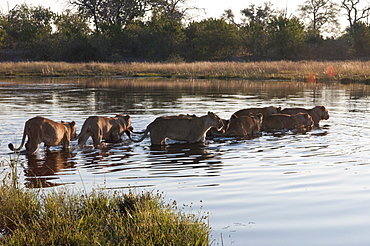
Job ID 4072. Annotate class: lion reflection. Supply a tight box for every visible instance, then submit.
[148,142,222,168]
[24,150,76,188]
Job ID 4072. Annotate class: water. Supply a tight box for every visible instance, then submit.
[1,77,370,245]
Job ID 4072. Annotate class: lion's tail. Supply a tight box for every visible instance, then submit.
[129,127,150,142]
[8,125,27,152]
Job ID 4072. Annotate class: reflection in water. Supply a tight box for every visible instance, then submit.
[148,142,221,166]
[78,144,133,170]
[145,144,223,186]
[24,150,76,188]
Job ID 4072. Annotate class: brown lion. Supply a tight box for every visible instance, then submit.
[130,112,224,145]
[233,106,281,118]
[280,106,329,127]
[262,113,314,131]
[77,114,133,148]
[212,113,263,137]
[8,116,77,155]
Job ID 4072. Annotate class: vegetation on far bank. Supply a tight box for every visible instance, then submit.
[1,60,370,84]
[0,161,210,245]
[1,1,370,63]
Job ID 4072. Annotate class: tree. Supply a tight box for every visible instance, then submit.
[52,10,96,61]
[69,0,153,34]
[351,22,370,57]
[143,11,186,60]
[239,2,275,60]
[267,16,306,60]
[342,0,370,33]
[185,18,241,61]
[3,4,54,49]
[298,0,340,36]
[241,2,275,25]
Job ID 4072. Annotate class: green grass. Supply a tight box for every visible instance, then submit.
[0,162,210,245]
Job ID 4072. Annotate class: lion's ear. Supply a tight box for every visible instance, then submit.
[124,115,130,120]
[70,121,76,127]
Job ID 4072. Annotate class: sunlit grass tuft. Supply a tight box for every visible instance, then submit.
[0,161,210,245]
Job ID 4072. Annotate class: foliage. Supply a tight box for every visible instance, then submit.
[241,2,276,25]
[267,16,306,60]
[0,1,370,61]
[0,166,210,245]
[351,22,370,57]
[144,12,186,61]
[185,18,241,61]
[1,4,54,49]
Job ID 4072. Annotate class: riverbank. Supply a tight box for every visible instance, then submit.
[1,61,370,83]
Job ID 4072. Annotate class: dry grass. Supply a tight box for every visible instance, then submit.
[1,61,370,82]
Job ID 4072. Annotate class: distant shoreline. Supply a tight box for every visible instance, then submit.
[1,61,370,84]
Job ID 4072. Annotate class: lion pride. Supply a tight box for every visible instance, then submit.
[262,113,314,131]
[212,113,263,137]
[130,112,224,145]
[77,114,133,148]
[8,116,77,155]
[280,106,329,127]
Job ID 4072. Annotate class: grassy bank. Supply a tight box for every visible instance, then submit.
[1,61,370,83]
[0,166,210,245]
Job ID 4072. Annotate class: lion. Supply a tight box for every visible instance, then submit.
[212,113,263,137]
[130,111,224,145]
[280,106,329,127]
[77,114,133,148]
[8,116,77,155]
[262,113,314,131]
[233,106,281,118]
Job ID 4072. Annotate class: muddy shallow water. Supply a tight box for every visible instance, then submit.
[1,77,370,245]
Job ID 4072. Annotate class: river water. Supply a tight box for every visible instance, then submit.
[1,77,370,246]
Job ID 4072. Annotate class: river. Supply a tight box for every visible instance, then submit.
[1,77,370,246]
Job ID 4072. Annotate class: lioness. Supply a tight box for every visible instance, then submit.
[262,113,314,131]
[233,106,281,118]
[280,106,329,127]
[130,111,224,145]
[8,116,77,155]
[212,113,263,137]
[77,114,133,148]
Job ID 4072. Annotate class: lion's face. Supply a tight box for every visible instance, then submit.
[208,111,224,130]
[116,114,133,131]
[62,121,77,140]
[314,106,330,121]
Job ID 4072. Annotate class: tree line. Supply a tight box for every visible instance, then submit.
[1,0,370,62]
